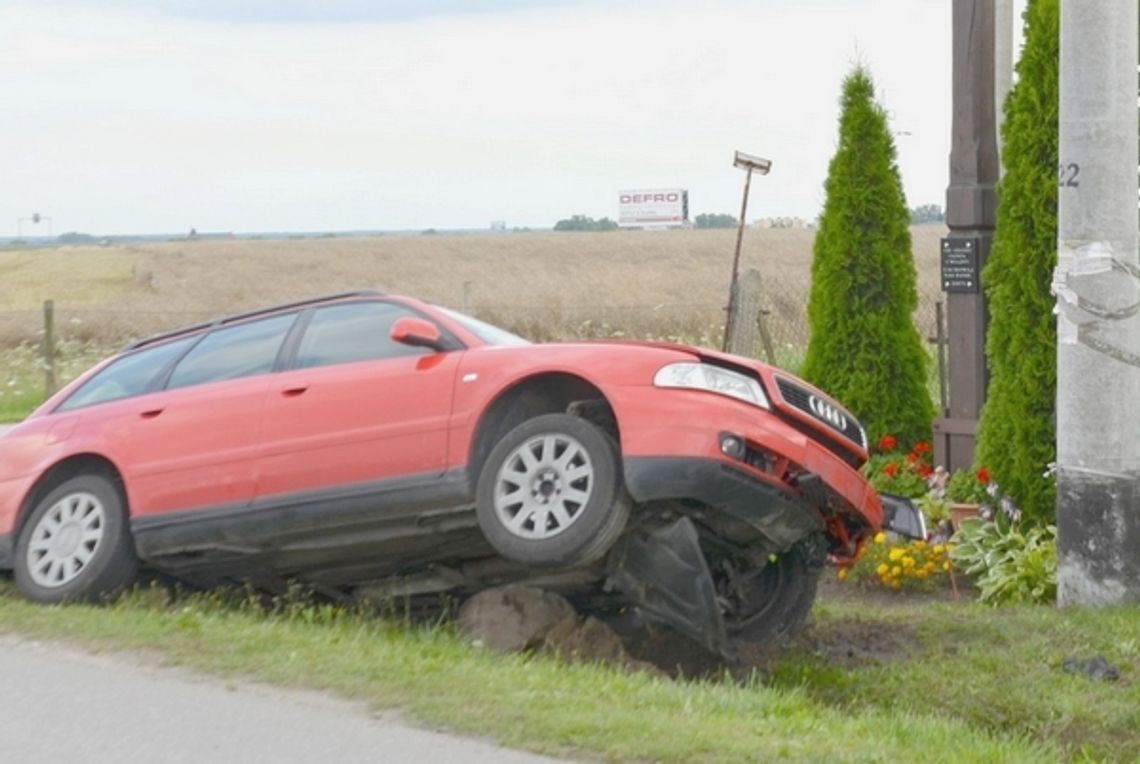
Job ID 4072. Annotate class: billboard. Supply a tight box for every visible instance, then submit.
[618,188,689,228]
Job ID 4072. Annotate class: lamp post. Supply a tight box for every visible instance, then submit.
[722,150,771,352]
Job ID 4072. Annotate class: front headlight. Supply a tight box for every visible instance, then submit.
[653,362,770,409]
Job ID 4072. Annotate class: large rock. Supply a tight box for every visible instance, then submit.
[457,585,576,653]
[543,615,627,663]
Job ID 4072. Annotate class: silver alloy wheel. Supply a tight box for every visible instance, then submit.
[494,432,594,540]
[26,491,106,589]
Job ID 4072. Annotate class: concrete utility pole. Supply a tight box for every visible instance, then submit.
[933,0,999,472]
[1054,0,1140,605]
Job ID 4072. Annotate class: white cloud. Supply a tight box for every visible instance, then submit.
[1,0,950,234]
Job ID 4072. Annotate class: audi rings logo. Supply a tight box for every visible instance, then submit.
[808,395,848,430]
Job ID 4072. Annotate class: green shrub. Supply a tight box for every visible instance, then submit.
[951,520,1057,605]
[863,453,929,498]
[975,0,1059,523]
[945,468,991,505]
[802,66,933,447]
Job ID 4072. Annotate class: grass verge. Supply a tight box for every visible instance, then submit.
[1,578,1116,762]
[772,591,1140,762]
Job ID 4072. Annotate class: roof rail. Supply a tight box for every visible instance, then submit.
[124,289,386,351]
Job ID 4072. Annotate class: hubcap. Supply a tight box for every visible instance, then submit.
[26,492,106,589]
[494,433,594,540]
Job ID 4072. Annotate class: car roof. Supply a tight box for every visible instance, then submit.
[124,290,386,352]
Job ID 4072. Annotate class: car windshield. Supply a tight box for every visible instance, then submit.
[439,307,530,346]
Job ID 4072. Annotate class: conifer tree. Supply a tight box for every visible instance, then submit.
[803,66,933,447]
[976,0,1059,522]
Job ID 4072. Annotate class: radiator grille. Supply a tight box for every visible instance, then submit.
[775,376,866,450]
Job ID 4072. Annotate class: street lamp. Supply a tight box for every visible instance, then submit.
[722,151,771,352]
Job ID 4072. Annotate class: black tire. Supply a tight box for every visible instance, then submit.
[722,535,825,644]
[475,413,629,567]
[14,473,138,604]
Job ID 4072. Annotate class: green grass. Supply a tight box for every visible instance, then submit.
[0,341,111,422]
[4,579,1134,762]
[772,595,1140,762]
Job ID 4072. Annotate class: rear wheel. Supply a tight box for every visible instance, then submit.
[476,413,629,567]
[720,535,825,644]
[14,473,138,603]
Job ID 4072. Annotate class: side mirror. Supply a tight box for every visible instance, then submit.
[390,316,446,352]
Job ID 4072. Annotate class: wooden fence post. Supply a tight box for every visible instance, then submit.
[725,269,775,362]
[42,299,57,397]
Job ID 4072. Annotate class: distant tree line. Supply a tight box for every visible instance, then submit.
[909,204,944,224]
[553,215,619,231]
[694,213,738,229]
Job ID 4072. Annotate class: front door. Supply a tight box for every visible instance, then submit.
[256,301,461,501]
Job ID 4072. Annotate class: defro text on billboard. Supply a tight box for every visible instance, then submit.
[618,188,689,228]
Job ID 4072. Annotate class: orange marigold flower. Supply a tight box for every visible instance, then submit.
[976,467,991,484]
[879,434,898,452]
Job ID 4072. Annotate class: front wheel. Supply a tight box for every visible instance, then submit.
[14,473,138,603]
[475,413,629,567]
[720,535,826,644]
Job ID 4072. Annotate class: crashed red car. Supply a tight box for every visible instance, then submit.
[0,291,921,654]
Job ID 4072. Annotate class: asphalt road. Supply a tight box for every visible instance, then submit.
[0,635,571,764]
[0,424,569,763]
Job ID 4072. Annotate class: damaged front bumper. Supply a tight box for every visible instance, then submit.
[879,493,927,541]
[610,459,926,657]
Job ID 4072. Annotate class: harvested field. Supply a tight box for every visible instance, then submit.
[0,225,947,347]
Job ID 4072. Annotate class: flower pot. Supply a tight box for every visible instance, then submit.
[948,502,980,532]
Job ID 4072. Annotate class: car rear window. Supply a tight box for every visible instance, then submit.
[167,313,297,390]
[57,336,198,412]
[293,302,431,369]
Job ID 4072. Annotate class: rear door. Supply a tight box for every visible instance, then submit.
[256,301,461,501]
[114,312,298,517]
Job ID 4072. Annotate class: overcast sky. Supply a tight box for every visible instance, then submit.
[2,0,1003,235]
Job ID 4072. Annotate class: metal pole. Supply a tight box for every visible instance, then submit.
[722,167,753,351]
[936,300,948,415]
[1055,0,1140,605]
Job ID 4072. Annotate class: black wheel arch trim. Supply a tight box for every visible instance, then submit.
[0,533,12,569]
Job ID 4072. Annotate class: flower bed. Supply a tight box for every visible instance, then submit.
[839,434,1056,605]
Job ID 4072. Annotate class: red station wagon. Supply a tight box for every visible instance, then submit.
[0,291,922,655]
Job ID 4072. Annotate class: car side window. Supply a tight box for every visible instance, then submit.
[167,313,297,390]
[293,302,433,370]
[56,336,199,412]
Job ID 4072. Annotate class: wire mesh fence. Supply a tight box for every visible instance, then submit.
[0,274,948,418]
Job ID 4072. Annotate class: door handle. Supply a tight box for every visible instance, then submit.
[281,386,309,397]
[139,408,164,419]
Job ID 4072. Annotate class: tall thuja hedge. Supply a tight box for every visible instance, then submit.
[976,0,1058,523]
[803,67,933,447]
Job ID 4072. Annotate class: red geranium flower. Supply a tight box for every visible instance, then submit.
[878,434,897,452]
[917,463,933,478]
[905,453,919,465]
[913,441,931,455]
[976,467,990,484]
[884,462,899,478]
